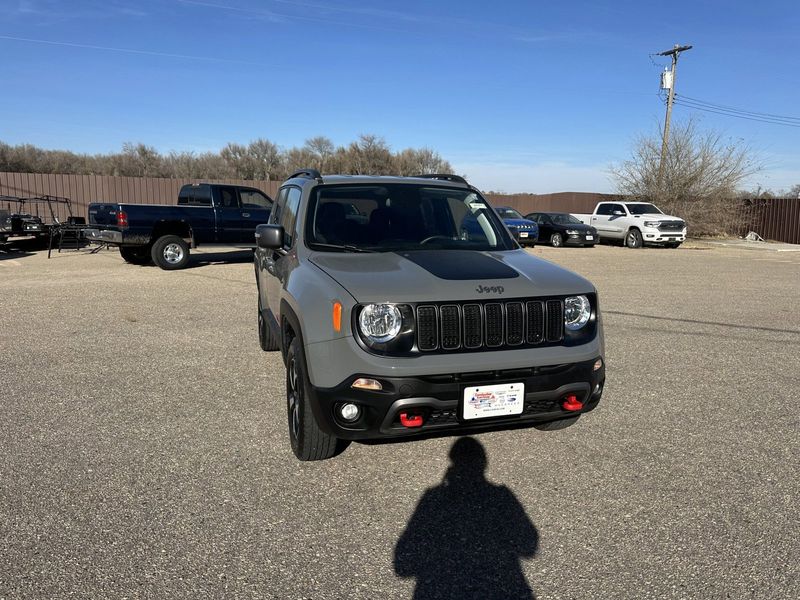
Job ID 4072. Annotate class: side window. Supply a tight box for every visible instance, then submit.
[178,185,211,206]
[280,187,302,248]
[240,189,273,209]
[218,186,240,208]
[270,188,288,225]
[611,203,625,215]
[596,204,613,216]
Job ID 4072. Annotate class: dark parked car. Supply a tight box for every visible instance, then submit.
[525,212,598,247]
[85,183,273,269]
[494,207,538,246]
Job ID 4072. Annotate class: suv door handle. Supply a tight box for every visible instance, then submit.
[242,212,250,218]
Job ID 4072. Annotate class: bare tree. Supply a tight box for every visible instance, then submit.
[303,136,334,172]
[610,118,760,235]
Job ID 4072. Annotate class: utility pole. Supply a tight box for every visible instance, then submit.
[657,44,693,183]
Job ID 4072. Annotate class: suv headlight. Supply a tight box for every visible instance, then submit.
[565,229,580,235]
[564,295,591,331]
[358,303,402,343]
[644,221,661,228]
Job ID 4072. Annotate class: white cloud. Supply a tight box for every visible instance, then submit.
[454,161,615,194]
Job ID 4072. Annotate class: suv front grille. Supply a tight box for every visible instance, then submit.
[415,299,564,353]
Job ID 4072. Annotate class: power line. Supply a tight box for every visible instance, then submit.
[676,94,800,123]
[671,97,800,128]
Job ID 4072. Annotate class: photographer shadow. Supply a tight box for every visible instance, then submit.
[394,437,539,600]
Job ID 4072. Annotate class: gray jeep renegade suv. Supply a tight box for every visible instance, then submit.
[255,170,605,460]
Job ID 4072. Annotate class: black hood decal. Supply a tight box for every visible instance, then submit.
[397,250,520,280]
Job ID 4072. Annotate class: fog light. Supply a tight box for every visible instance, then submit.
[593,358,603,372]
[351,377,382,391]
[339,403,361,422]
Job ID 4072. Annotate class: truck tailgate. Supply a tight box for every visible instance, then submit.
[88,203,120,226]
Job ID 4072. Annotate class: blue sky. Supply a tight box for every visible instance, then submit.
[1,0,798,193]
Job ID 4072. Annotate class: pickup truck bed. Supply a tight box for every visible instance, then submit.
[85,183,272,269]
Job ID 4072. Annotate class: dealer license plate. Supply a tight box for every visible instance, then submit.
[463,382,525,420]
[585,235,594,240]
[519,232,529,238]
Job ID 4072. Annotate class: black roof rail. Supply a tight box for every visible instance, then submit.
[413,173,469,185]
[288,168,323,182]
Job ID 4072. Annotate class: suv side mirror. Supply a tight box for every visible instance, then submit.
[256,224,284,249]
[612,210,625,216]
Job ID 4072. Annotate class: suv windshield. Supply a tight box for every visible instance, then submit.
[497,208,524,220]
[551,213,582,225]
[305,184,515,252]
[627,203,662,215]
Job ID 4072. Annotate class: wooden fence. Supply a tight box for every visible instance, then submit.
[2,172,798,244]
[0,172,280,223]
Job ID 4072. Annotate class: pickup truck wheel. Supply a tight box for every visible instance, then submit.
[550,233,563,247]
[533,416,579,431]
[151,235,190,270]
[119,245,152,265]
[258,294,280,351]
[286,338,340,461]
[625,228,643,249]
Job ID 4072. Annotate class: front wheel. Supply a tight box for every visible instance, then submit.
[151,235,190,270]
[550,233,563,247]
[625,228,643,249]
[119,245,152,265]
[286,338,342,461]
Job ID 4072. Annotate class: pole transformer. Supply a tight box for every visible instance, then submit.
[657,44,693,185]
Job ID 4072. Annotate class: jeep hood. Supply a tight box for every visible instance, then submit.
[309,249,594,303]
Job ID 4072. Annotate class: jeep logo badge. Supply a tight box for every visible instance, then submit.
[476,285,505,294]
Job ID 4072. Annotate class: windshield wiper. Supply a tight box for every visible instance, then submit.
[309,243,377,253]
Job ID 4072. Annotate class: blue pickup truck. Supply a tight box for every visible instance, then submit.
[85,183,273,269]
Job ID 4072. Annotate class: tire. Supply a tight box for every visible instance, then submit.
[550,233,563,247]
[119,245,152,265]
[151,235,190,270]
[258,293,280,351]
[286,338,341,461]
[625,228,643,249]
[666,242,682,249]
[533,416,579,431]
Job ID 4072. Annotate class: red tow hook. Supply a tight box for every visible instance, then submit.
[399,411,425,428]
[562,394,584,412]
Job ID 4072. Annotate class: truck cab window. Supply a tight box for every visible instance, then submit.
[241,190,272,209]
[219,187,240,208]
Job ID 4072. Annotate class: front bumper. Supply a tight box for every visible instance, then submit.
[307,357,605,440]
[643,227,687,243]
[83,228,123,244]
[565,233,596,245]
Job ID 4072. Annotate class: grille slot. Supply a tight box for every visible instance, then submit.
[463,304,482,348]
[440,305,460,350]
[526,301,544,344]
[506,302,524,345]
[545,300,564,342]
[414,298,566,352]
[417,305,438,351]
[484,303,504,347]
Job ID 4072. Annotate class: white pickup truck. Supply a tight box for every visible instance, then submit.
[573,201,687,248]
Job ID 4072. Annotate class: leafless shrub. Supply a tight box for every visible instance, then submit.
[610,119,761,235]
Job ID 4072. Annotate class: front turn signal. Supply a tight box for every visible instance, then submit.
[332,301,343,333]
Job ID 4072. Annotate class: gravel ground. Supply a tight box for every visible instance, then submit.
[1,241,798,599]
